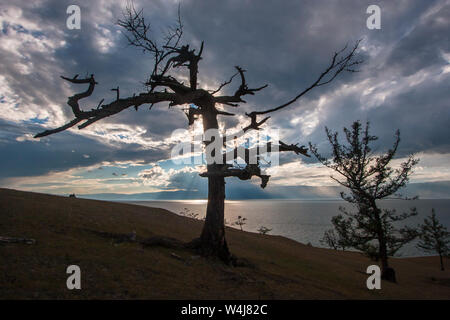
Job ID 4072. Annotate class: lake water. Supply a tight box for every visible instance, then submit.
[125,199,450,257]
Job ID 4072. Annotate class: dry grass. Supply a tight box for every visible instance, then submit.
[0,188,449,299]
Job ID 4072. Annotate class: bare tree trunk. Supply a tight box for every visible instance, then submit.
[379,236,396,282]
[196,100,231,263]
[199,170,231,263]
[439,253,444,271]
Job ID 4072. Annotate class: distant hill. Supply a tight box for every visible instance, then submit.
[0,187,449,299]
[76,181,450,201]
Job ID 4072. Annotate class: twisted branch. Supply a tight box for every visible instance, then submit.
[35,74,184,138]
[210,71,239,95]
[247,40,362,117]
[214,66,268,106]
[200,164,270,188]
[117,3,184,86]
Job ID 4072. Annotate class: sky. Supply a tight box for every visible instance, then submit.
[0,0,449,199]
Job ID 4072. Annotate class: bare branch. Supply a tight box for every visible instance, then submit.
[111,86,120,101]
[222,113,270,143]
[222,140,309,164]
[146,75,191,94]
[60,74,97,117]
[210,71,239,95]
[278,140,310,156]
[214,66,268,105]
[34,118,83,138]
[34,74,191,138]
[246,40,362,117]
[117,2,184,89]
[200,164,270,188]
[158,42,204,90]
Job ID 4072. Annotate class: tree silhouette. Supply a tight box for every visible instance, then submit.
[417,209,450,271]
[234,216,247,231]
[257,226,272,235]
[320,229,346,251]
[310,121,419,282]
[35,4,361,264]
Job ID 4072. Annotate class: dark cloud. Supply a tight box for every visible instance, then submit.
[0,0,448,196]
[385,3,450,76]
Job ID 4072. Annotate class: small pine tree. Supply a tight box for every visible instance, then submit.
[417,209,450,271]
[310,121,419,282]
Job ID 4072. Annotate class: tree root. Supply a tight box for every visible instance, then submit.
[83,229,254,269]
[140,236,254,268]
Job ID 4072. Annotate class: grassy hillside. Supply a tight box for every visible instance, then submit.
[0,188,449,299]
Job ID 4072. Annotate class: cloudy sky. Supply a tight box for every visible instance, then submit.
[0,0,449,199]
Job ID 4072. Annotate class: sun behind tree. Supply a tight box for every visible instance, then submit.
[35,3,361,264]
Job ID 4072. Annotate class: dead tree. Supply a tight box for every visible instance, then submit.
[35,4,362,264]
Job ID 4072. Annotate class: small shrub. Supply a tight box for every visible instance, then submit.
[257,226,272,235]
[234,216,247,231]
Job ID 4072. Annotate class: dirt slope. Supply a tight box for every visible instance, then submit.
[0,188,449,299]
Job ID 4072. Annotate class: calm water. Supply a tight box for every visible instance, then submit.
[125,199,450,257]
